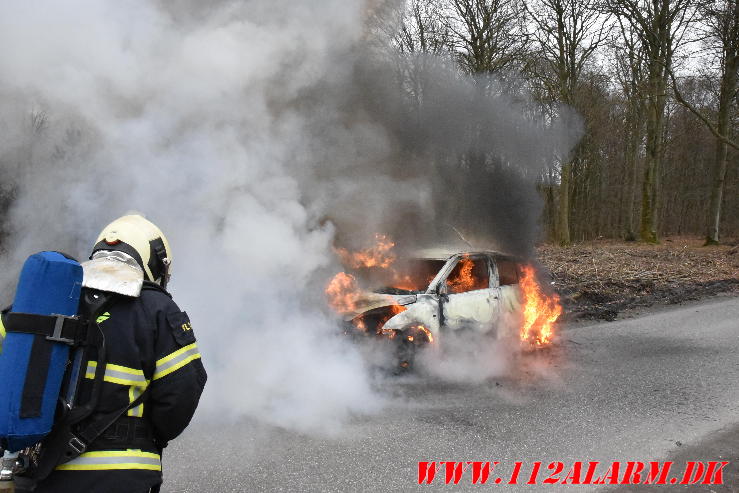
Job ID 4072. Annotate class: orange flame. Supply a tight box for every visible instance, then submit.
[327,234,406,317]
[379,328,398,339]
[335,234,396,269]
[387,303,406,317]
[519,265,562,346]
[415,324,434,343]
[327,235,431,340]
[330,233,433,293]
[360,304,406,335]
[447,257,475,293]
[326,272,361,313]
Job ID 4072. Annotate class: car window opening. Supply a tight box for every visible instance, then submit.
[372,259,447,295]
[497,259,520,286]
[446,257,489,294]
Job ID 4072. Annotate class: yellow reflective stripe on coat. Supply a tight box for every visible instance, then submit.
[0,315,5,354]
[55,450,161,471]
[128,385,144,418]
[153,343,201,380]
[85,361,149,387]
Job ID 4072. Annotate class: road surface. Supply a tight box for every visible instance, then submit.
[163,296,739,492]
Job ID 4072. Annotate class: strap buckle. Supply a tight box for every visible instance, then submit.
[46,314,77,345]
[68,436,87,455]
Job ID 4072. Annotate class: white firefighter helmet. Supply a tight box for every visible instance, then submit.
[90,214,172,288]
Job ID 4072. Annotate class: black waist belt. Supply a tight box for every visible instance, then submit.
[87,416,155,452]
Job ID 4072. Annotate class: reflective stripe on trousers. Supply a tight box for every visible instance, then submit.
[55,450,161,471]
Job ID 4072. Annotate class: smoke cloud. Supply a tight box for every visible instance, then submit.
[0,0,580,433]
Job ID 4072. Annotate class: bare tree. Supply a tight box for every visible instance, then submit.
[444,0,529,79]
[395,0,451,55]
[603,0,700,243]
[524,0,612,245]
[667,0,739,244]
[391,0,453,112]
[373,0,739,243]
[704,0,739,244]
[612,18,648,240]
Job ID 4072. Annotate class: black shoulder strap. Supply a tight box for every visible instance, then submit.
[31,389,150,480]
[58,287,151,460]
[62,287,147,454]
[29,290,115,481]
[61,388,150,460]
[64,289,114,425]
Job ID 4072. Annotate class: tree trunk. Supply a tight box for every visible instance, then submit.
[625,104,642,241]
[706,122,730,245]
[641,109,658,243]
[558,161,572,245]
[640,66,665,244]
[706,33,737,244]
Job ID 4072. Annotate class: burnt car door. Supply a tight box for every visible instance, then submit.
[437,254,500,333]
[494,256,522,312]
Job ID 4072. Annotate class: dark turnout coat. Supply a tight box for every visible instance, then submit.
[29,283,207,493]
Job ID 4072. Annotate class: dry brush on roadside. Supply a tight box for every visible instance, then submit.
[538,237,739,321]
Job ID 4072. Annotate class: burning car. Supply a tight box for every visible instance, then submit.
[326,237,562,369]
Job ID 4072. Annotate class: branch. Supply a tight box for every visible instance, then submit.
[668,67,739,150]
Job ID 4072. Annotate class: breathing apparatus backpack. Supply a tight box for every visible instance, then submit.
[0,251,144,482]
[0,252,85,452]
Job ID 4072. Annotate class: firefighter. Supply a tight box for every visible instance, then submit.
[29,214,207,493]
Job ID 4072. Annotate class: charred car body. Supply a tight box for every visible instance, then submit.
[337,249,525,367]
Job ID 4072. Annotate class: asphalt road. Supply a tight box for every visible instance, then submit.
[163,296,739,492]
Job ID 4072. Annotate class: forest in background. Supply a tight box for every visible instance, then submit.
[369,0,739,245]
[0,0,737,250]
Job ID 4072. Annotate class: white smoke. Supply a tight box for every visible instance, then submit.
[0,0,579,434]
[415,311,521,383]
[0,0,386,434]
